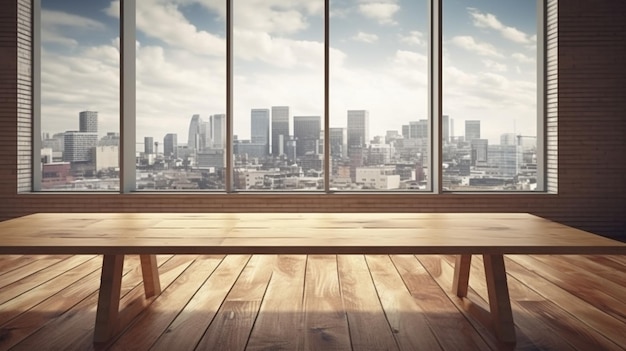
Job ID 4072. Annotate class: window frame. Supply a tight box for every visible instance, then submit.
[31,0,548,194]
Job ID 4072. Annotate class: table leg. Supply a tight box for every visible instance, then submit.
[94,254,125,343]
[483,254,516,343]
[139,254,161,298]
[453,254,472,297]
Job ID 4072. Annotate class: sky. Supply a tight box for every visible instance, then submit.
[40,0,538,146]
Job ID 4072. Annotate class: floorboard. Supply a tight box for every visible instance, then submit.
[0,253,624,351]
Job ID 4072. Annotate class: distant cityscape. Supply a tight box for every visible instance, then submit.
[40,108,538,191]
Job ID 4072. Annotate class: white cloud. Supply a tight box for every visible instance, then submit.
[234,29,324,70]
[359,2,400,25]
[352,32,379,43]
[399,31,425,47]
[443,61,537,142]
[451,36,503,58]
[482,59,508,72]
[41,9,105,47]
[469,8,534,44]
[512,52,535,64]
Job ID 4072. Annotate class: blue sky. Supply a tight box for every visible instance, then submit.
[40,0,538,146]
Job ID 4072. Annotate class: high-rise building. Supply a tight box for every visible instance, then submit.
[144,136,154,154]
[210,114,226,149]
[347,110,369,157]
[63,131,98,162]
[471,139,489,166]
[271,106,290,156]
[187,114,203,151]
[465,120,481,142]
[329,128,347,159]
[164,133,177,158]
[408,120,428,139]
[251,108,270,155]
[500,133,517,146]
[293,116,321,157]
[79,111,98,133]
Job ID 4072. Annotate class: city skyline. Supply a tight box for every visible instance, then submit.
[40,0,538,147]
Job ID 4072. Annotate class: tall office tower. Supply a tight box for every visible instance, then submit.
[164,133,178,158]
[293,116,321,157]
[210,114,226,149]
[144,137,154,154]
[470,139,489,166]
[442,115,450,144]
[200,120,211,151]
[63,131,98,162]
[329,128,347,159]
[408,120,428,139]
[500,133,517,146]
[401,124,410,139]
[251,108,270,154]
[79,111,98,133]
[187,114,203,151]
[347,110,369,157]
[271,106,290,156]
[465,120,481,142]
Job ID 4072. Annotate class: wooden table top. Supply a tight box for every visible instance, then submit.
[0,213,624,255]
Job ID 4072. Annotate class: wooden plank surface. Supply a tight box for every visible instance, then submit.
[1,213,624,255]
[246,255,307,350]
[1,253,625,350]
[196,255,275,350]
[302,255,351,351]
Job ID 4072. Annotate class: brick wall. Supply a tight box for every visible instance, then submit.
[0,0,624,240]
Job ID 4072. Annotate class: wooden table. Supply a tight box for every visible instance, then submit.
[0,212,624,344]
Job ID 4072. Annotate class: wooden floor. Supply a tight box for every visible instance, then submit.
[0,254,624,350]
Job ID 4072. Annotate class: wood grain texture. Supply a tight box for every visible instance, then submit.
[453,254,472,297]
[390,255,491,351]
[338,255,399,350]
[94,254,124,343]
[302,255,351,351]
[365,254,442,350]
[139,254,161,298]
[246,255,307,351]
[1,213,624,255]
[1,253,625,350]
[150,255,250,351]
[196,255,274,351]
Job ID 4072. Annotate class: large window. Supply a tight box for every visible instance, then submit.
[442,0,541,191]
[134,1,226,191]
[38,0,120,190]
[232,0,324,191]
[330,0,429,191]
[36,0,544,193]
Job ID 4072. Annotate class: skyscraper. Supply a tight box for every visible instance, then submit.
[408,120,428,139]
[271,106,289,156]
[63,131,98,162]
[465,120,481,142]
[187,114,203,151]
[329,128,347,159]
[293,116,321,157]
[79,111,98,133]
[210,114,226,149]
[164,133,177,158]
[251,108,270,155]
[144,137,154,154]
[347,110,369,157]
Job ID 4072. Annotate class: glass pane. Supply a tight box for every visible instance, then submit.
[135,0,226,191]
[330,0,430,191]
[232,0,325,191]
[442,0,539,191]
[40,0,119,190]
